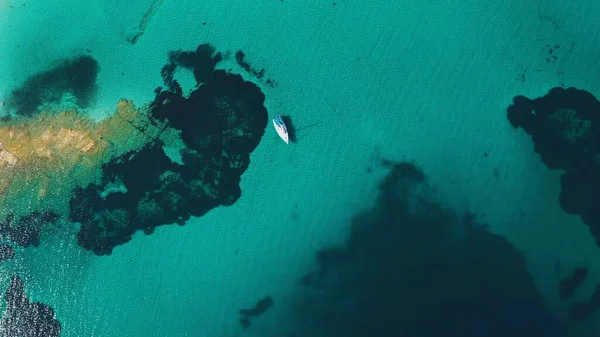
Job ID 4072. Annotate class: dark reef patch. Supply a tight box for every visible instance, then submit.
[160,43,223,93]
[69,44,268,255]
[235,51,265,79]
[0,275,62,337]
[292,161,565,337]
[126,0,164,45]
[0,210,59,248]
[5,55,99,117]
[568,283,600,321]
[238,296,274,329]
[507,87,600,248]
[560,267,588,301]
[0,244,15,262]
[232,50,277,87]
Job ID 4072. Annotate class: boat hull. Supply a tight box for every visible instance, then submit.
[272,116,289,144]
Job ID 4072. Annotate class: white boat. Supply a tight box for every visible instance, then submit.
[272,116,289,144]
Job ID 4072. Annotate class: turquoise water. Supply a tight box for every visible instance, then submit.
[1,0,600,336]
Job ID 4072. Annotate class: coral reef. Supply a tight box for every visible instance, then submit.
[69,44,268,255]
[507,87,600,245]
[507,87,600,322]
[0,43,268,255]
[160,43,223,91]
[235,51,265,79]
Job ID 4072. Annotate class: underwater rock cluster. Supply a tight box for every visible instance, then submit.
[238,296,274,329]
[0,275,61,337]
[0,43,268,255]
[560,267,589,301]
[126,0,164,44]
[507,87,600,322]
[507,87,600,245]
[558,266,600,321]
[160,44,222,91]
[4,55,99,117]
[0,210,60,264]
[0,210,59,248]
[293,161,565,337]
[69,44,268,255]
[0,244,15,261]
[508,86,600,324]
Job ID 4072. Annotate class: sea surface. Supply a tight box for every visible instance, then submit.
[0,0,600,336]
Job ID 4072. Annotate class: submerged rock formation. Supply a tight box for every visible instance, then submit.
[560,267,588,301]
[507,86,600,322]
[0,42,268,255]
[0,210,59,248]
[69,44,268,255]
[126,0,164,44]
[238,296,274,329]
[0,275,61,337]
[568,283,600,321]
[293,161,565,337]
[507,87,600,245]
[4,55,99,117]
[0,244,15,262]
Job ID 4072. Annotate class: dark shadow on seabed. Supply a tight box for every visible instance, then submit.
[0,275,61,336]
[508,86,600,322]
[4,55,99,118]
[275,160,568,337]
[69,44,269,255]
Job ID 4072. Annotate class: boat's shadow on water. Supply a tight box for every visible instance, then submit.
[281,115,297,143]
[281,115,319,144]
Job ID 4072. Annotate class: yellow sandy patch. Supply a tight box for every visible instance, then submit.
[0,100,167,216]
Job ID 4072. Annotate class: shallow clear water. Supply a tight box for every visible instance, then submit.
[1,0,600,336]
